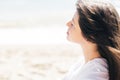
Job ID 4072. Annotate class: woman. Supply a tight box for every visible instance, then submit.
[64,0,120,80]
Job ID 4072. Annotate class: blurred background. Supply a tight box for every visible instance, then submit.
[0,0,120,80]
[0,0,82,80]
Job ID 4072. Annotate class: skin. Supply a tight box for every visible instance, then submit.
[66,12,101,63]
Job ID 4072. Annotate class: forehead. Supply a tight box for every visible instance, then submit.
[73,12,79,22]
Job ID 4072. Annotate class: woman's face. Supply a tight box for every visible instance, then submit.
[66,12,85,44]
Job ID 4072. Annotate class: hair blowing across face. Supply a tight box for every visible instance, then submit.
[76,0,120,80]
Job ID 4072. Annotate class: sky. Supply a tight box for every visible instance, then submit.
[0,0,76,28]
[0,0,75,12]
[0,0,120,45]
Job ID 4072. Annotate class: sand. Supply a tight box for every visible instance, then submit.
[0,44,83,80]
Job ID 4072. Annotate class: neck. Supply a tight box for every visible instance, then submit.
[80,41,101,63]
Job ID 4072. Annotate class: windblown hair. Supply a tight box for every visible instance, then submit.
[76,0,120,80]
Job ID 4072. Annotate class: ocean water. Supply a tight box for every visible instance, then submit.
[0,27,70,45]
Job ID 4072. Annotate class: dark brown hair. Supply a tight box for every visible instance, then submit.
[76,0,120,80]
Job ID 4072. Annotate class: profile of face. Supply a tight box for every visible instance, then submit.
[66,12,85,44]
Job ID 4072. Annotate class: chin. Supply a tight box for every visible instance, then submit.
[67,37,75,43]
[68,39,82,45]
[66,36,70,41]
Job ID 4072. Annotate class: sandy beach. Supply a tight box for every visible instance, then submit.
[0,44,83,80]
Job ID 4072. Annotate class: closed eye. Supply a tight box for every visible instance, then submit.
[71,21,74,26]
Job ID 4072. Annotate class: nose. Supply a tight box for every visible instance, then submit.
[66,21,71,27]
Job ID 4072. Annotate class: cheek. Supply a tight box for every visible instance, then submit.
[73,32,85,44]
[68,28,84,43]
